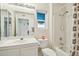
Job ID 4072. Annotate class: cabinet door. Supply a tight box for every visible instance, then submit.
[21,47,38,56]
[0,49,19,56]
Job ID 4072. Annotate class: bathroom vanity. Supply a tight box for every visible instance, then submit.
[0,38,40,56]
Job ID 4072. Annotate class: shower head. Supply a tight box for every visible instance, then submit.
[59,11,69,16]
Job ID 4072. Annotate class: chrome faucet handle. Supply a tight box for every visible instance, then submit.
[20,38,23,40]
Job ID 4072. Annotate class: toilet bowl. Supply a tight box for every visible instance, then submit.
[42,48,56,56]
[38,39,56,56]
[38,39,48,56]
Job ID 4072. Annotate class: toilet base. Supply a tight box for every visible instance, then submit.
[42,48,56,56]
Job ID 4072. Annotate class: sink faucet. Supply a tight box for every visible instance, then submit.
[27,30,29,35]
[20,38,23,40]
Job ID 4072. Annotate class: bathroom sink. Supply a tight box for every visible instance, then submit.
[13,38,39,44]
[0,39,19,47]
[0,38,40,48]
[4,40,18,44]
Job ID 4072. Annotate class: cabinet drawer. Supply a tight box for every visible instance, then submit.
[21,47,38,56]
[0,49,19,56]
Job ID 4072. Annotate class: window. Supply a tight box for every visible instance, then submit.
[37,11,45,28]
[37,12,45,21]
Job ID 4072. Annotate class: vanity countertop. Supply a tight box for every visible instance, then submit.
[0,38,40,50]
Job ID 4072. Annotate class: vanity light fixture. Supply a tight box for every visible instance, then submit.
[9,3,35,9]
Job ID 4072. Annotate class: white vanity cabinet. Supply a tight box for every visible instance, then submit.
[0,45,39,56]
[20,46,38,56]
[0,38,39,56]
[0,49,19,56]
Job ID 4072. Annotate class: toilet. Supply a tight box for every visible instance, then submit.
[38,39,56,56]
[42,48,56,56]
[38,39,48,48]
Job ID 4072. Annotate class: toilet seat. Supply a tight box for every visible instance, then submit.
[42,48,56,56]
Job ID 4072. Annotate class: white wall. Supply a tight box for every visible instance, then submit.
[52,4,67,50]
[65,3,73,54]
[48,4,54,48]
[35,3,49,39]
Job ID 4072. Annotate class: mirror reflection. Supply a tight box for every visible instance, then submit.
[1,10,12,37]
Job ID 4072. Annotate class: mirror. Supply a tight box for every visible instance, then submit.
[16,18,29,37]
[1,10,12,37]
[1,4,35,39]
[15,12,35,38]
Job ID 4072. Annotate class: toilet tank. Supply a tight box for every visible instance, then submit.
[38,39,48,48]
